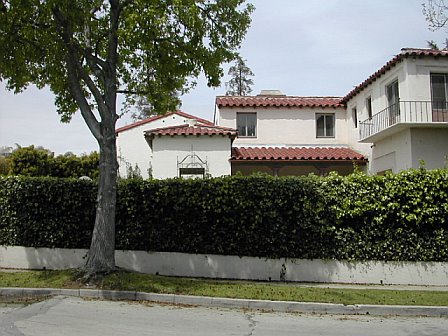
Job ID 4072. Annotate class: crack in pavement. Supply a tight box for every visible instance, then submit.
[244,313,257,336]
[0,296,66,336]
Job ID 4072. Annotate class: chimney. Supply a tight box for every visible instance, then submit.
[258,90,286,96]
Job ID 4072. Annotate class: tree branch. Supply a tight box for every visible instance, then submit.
[52,6,103,141]
[99,0,120,125]
[83,49,108,72]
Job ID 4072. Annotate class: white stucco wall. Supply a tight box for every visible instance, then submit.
[404,57,448,101]
[2,246,448,286]
[410,128,448,169]
[344,64,407,165]
[347,57,448,127]
[151,135,232,179]
[346,64,405,125]
[371,129,412,174]
[369,127,448,174]
[116,113,203,179]
[216,106,348,146]
[344,57,448,172]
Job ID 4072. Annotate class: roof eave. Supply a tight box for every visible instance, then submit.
[230,158,367,163]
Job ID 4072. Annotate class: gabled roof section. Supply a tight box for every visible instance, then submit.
[342,48,448,103]
[116,110,213,133]
[231,146,367,162]
[145,124,237,138]
[216,96,344,108]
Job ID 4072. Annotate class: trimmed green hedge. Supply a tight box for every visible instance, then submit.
[0,177,96,248]
[0,169,447,261]
[323,170,448,261]
[114,175,327,258]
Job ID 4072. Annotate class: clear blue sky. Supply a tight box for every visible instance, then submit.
[1,0,446,154]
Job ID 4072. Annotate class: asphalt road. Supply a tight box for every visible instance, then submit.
[1,296,448,336]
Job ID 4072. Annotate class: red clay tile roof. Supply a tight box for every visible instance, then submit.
[116,111,213,133]
[216,96,344,108]
[342,48,448,103]
[231,147,367,161]
[145,124,237,138]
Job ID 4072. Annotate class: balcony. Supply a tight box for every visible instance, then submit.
[359,101,448,142]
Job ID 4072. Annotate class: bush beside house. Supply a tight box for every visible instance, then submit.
[0,169,447,261]
[4,146,99,179]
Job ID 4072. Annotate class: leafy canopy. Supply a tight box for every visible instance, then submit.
[0,0,255,121]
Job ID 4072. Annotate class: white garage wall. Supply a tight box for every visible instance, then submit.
[116,113,209,179]
[151,135,232,179]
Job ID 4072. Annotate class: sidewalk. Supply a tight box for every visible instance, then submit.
[1,286,448,317]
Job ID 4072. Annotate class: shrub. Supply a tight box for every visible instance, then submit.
[322,169,448,261]
[8,146,99,179]
[0,176,96,248]
[0,169,447,261]
[0,156,11,175]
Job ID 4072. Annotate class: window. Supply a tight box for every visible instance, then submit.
[352,107,358,128]
[316,113,335,138]
[366,96,372,119]
[179,167,205,179]
[237,113,256,137]
[386,80,399,106]
[386,80,400,124]
[431,73,448,109]
[430,73,448,121]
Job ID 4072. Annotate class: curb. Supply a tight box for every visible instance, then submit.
[1,287,447,317]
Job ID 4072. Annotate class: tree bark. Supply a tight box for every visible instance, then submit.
[84,132,118,274]
[83,0,120,275]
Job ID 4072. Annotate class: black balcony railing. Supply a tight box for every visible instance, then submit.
[359,100,448,140]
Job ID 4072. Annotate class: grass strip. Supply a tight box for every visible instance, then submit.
[0,269,447,307]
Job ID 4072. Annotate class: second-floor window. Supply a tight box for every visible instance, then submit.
[366,96,372,119]
[352,107,358,128]
[316,113,335,138]
[386,80,399,107]
[431,73,448,109]
[237,112,257,137]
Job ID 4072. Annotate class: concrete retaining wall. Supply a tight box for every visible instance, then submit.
[1,246,448,286]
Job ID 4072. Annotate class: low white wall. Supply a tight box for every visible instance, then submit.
[1,246,448,286]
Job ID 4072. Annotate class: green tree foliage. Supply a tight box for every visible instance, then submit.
[0,157,11,175]
[8,146,99,178]
[225,56,255,96]
[0,0,254,274]
[130,91,181,121]
[9,146,53,177]
[52,152,100,179]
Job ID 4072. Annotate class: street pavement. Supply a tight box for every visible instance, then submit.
[1,286,448,317]
[1,296,448,336]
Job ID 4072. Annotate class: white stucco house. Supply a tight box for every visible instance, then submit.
[214,93,368,176]
[116,111,236,179]
[344,48,448,174]
[117,48,448,178]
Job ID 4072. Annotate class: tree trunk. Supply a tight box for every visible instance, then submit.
[84,133,118,274]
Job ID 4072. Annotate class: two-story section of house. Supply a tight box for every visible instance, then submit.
[215,90,368,176]
[117,48,448,178]
[344,48,448,174]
